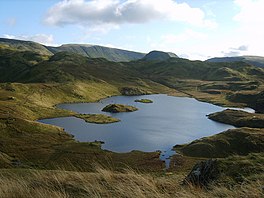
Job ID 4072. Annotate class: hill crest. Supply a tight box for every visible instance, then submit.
[142,50,178,61]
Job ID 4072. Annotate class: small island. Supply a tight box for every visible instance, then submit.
[102,104,138,113]
[135,99,153,103]
[75,114,120,124]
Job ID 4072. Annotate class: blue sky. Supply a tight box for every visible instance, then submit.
[1,0,263,60]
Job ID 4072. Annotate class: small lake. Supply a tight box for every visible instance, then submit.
[39,94,252,167]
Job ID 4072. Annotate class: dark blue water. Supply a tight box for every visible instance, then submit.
[39,94,252,168]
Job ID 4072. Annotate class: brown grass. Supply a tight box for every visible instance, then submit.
[0,167,263,198]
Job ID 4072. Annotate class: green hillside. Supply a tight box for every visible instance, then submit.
[0,47,48,82]
[129,58,264,82]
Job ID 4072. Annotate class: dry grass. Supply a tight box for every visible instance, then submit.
[0,167,263,198]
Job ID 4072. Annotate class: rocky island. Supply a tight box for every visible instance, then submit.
[102,104,138,113]
[135,99,153,103]
[75,114,120,124]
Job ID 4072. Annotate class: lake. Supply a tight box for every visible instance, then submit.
[39,94,250,167]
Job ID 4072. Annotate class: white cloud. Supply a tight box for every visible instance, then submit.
[221,44,249,57]
[231,45,248,51]
[222,50,240,57]
[161,29,207,43]
[44,0,217,32]
[232,0,264,55]
[234,0,264,26]
[3,34,55,45]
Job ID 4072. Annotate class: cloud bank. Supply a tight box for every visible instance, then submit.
[44,0,216,30]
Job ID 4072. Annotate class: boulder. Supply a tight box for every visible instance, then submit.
[184,159,219,187]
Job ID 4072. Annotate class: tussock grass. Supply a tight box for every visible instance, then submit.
[0,167,263,198]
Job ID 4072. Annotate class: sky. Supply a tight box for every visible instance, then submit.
[0,0,263,60]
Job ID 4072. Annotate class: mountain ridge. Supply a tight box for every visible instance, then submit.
[0,38,145,62]
[207,55,264,68]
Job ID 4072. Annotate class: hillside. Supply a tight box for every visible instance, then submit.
[207,55,264,68]
[0,47,48,82]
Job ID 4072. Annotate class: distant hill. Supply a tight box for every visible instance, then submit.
[0,38,52,56]
[142,51,178,61]
[207,56,264,68]
[129,58,264,84]
[0,38,145,62]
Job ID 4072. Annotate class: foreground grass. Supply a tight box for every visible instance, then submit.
[0,167,263,198]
